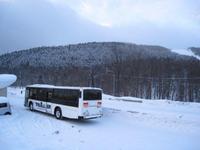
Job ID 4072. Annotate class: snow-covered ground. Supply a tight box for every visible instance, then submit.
[1,87,200,150]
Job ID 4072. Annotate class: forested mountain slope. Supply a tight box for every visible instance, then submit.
[0,42,179,68]
[0,42,200,102]
[190,47,200,57]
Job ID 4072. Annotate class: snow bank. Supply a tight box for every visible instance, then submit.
[0,74,17,89]
[103,94,143,103]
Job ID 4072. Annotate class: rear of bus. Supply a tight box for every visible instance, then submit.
[80,88,103,119]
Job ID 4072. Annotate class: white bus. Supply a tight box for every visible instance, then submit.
[24,84,103,119]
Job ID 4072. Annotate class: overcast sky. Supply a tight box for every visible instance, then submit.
[0,0,199,54]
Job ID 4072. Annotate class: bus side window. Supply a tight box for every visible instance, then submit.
[48,92,52,101]
[29,88,37,99]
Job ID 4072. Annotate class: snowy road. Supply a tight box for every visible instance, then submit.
[0,88,200,150]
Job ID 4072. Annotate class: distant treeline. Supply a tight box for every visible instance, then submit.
[0,42,200,102]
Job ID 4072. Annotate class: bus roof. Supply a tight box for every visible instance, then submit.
[26,84,102,91]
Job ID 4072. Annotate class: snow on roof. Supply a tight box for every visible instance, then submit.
[26,84,102,90]
[0,97,8,103]
[0,74,17,89]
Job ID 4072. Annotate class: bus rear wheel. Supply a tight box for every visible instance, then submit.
[55,108,62,119]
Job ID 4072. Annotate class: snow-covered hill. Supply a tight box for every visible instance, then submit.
[0,42,184,68]
[1,42,199,102]
[171,48,200,60]
[0,87,200,150]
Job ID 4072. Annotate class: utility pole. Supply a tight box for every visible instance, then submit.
[106,68,116,96]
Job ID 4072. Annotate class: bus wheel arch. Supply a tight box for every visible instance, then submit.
[4,112,12,115]
[54,107,62,119]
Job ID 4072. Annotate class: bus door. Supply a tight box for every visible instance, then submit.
[46,90,53,114]
[34,89,47,112]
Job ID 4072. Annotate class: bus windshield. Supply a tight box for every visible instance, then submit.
[83,89,102,100]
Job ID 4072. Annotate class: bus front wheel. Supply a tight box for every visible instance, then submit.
[54,107,62,119]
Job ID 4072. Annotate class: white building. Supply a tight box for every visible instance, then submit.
[0,74,17,97]
[0,88,7,97]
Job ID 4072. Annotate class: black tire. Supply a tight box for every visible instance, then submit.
[54,107,62,119]
[29,102,34,111]
[4,112,11,115]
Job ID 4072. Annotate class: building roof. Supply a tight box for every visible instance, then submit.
[0,74,17,89]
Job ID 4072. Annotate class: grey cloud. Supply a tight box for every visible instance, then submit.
[0,0,199,54]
